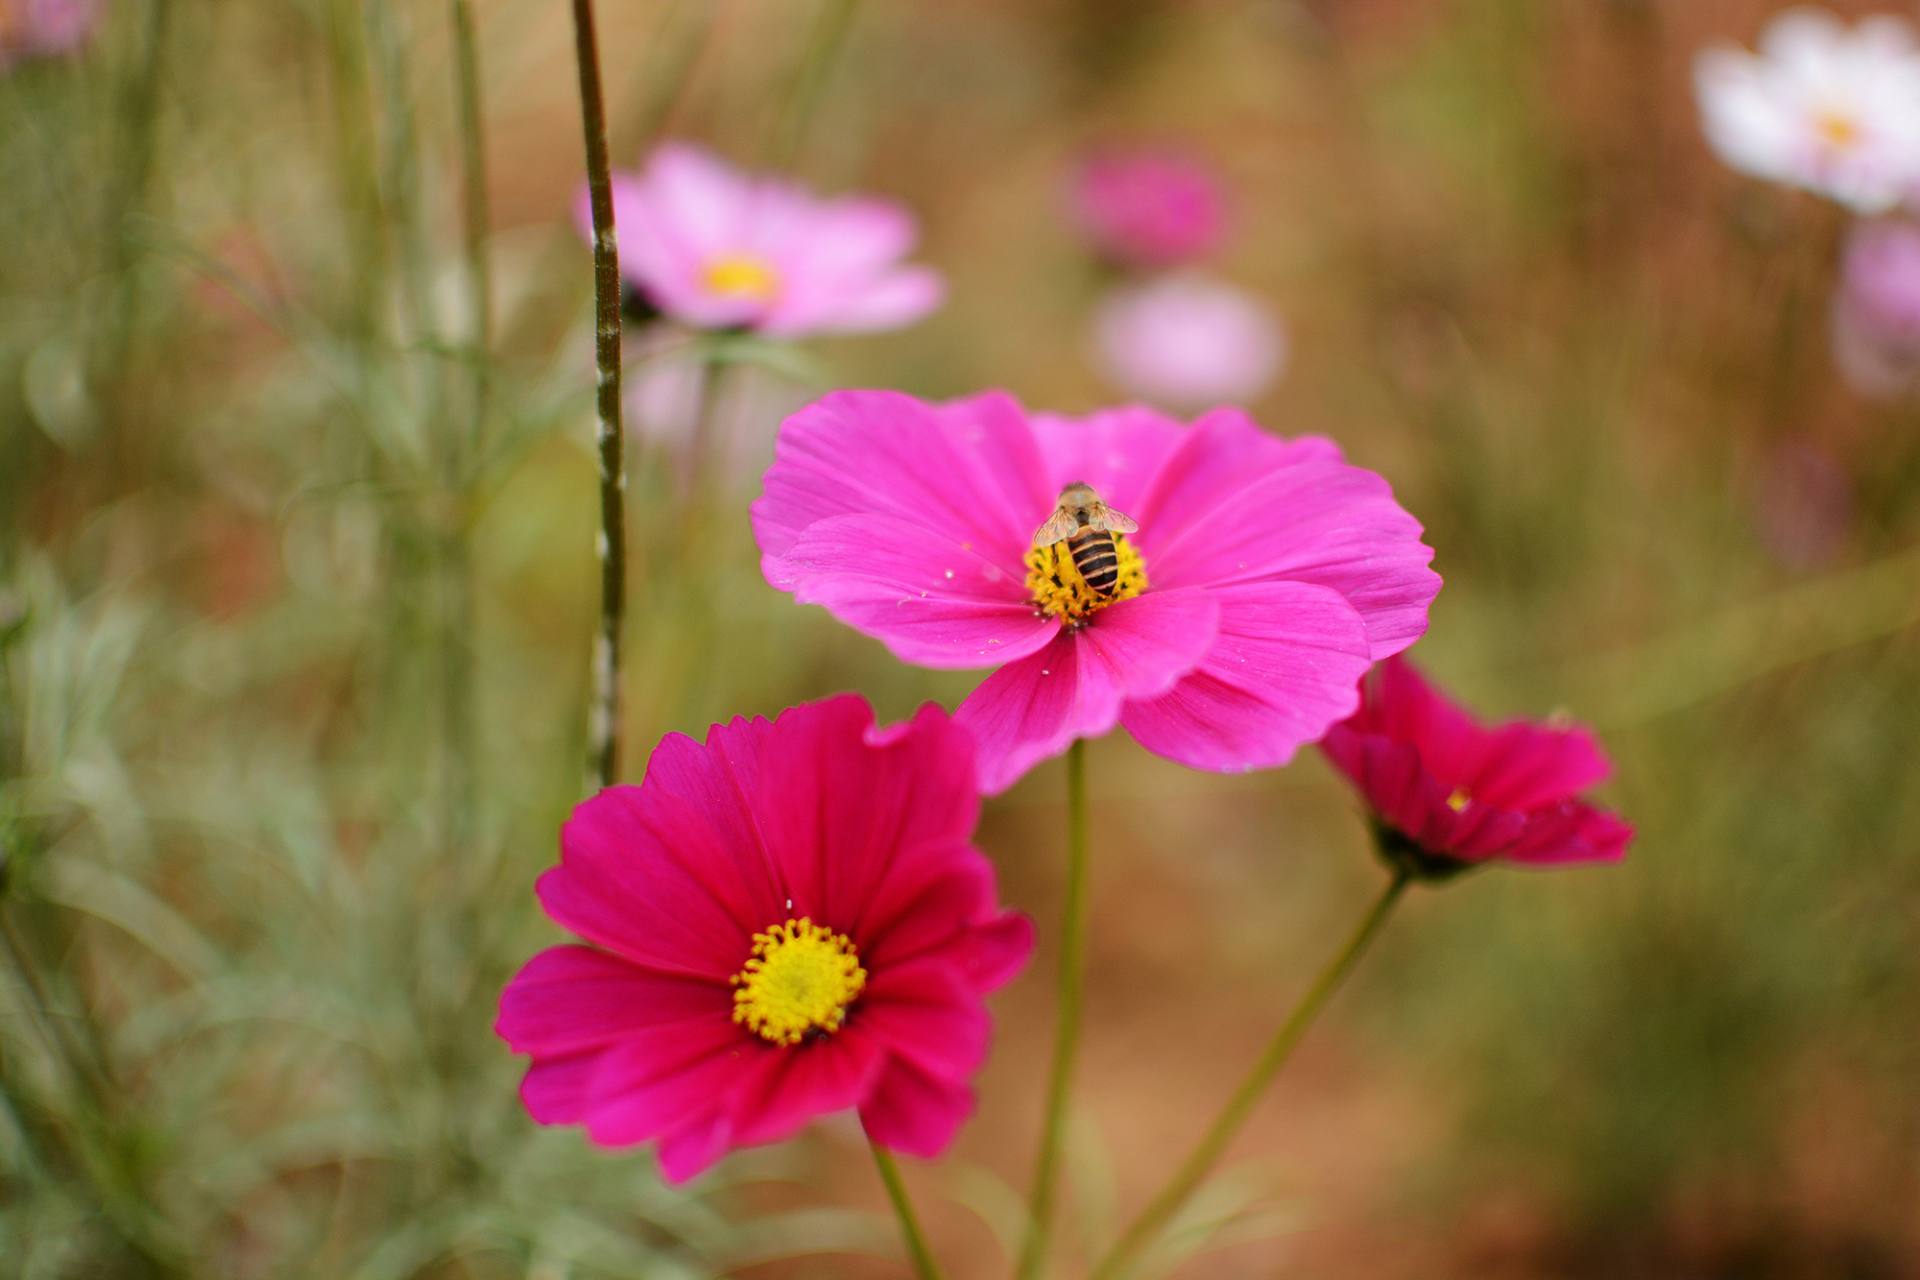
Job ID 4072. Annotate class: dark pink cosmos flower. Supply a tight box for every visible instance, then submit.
[1320,657,1633,876]
[573,142,944,338]
[753,391,1440,793]
[495,696,1033,1183]
[1071,146,1227,269]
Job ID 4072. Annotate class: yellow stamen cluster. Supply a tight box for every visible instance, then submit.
[731,917,866,1046]
[1025,535,1148,626]
[1814,108,1862,151]
[702,253,781,303]
[1446,787,1473,814]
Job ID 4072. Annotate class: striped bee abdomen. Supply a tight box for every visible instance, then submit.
[1069,530,1122,597]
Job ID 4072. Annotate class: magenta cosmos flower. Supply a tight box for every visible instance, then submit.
[753,392,1440,793]
[1320,657,1633,877]
[1071,146,1227,269]
[575,142,944,338]
[495,696,1033,1183]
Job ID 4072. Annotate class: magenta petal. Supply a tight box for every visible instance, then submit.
[520,1050,602,1125]
[954,588,1221,793]
[1028,404,1187,519]
[495,946,724,1054]
[755,390,1053,576]
[581,1020,757,1150]
[730,1035,886,1147]
[1465,723,1614,810]
[778,513,1056,669]
[1120,581,1372,773]
[539,737,794,977]
[1506,802,1634,866]
[1137,410,1439,659]
[859,961,992,1080]
[860,1056,977,1159]
[754,698,984,932]
[656,1112,737,1185]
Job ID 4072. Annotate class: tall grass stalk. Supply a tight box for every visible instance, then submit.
[568,0,627,791]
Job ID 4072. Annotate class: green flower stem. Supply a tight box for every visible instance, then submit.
[870,1141,943,1280]
[1015,737,1091,1280]
[567,0,627,790]
[1087,869,1412,1280]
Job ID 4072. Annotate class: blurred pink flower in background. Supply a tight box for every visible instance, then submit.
[1321,657,1633,876]
[754,392,1437,793]
[1755,439,1853,569]
[575,143,943,338]
[622,326,805,482]
[1070,145,1227,269]
[1092,273,1287,411]
[496,696,1033,1184]
[1694,9,1920,214]
[1831,219,1920,397]
[0,0,99,66]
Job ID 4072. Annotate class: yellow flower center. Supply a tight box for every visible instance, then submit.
[1025,534,1148,627]
[731,917,866,1046]
[702,253,780,303]
[1446,787,1472,814]
[1813,108,1862,151]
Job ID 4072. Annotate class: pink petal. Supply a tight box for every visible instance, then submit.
[495,946,725,1054]
[860,1056,977,1159]
[1028,404,1187,519]
[755,390,1053,579]
[1135,410,1438,659]
[778,513,1056,669]
[1119,581,1372,773]
[954,588,1222,794]
[765,266,946,337]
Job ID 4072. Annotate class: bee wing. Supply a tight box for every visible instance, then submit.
[1088,504,1139,535]
[1032,509,1081,546]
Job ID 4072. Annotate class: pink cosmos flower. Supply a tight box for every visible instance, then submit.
[495,695,1033,1183]
[0,0,99,65]
[753,392,1440,793]
[1071,146,1227,269]
[1092,273,1287,410]
[1831,219,1920,398]
[1320,657,1633,876]
[574,142,944,338]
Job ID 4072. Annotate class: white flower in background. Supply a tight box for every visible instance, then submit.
[1091,273,1286,411]
[1694,8,1920,213]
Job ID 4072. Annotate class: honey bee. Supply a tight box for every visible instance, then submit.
[1032,482,1139,599]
